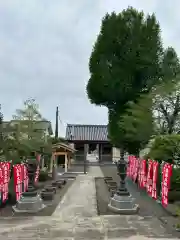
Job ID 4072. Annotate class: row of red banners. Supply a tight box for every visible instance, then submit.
[0,155,41,203]
[127,156,172,208]
[0,162,29,202]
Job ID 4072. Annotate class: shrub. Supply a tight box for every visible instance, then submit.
[170,167,180,190]
[168,190,180,203]
[146,134,180,164]
[39,170,49,182]
[8,177,16,204]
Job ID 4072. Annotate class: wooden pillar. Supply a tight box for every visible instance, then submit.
[84,144,88,174]
[87,144,89,154]
[52,153,57,181]
[67,154,71,168]
[96,144,99,161]
[50,153,55,173]
[65,153,68,173]
[99,144,102,162]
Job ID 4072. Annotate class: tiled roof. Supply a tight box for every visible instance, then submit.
[65,124,108,141]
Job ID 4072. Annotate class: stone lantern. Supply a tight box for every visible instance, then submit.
[108,153,139,214]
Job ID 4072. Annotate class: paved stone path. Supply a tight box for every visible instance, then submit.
[0,167,179,239]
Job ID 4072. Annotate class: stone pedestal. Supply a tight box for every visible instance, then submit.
[108,193,139,214]
[12,194,45,213]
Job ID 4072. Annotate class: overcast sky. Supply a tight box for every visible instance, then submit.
[0,1,179,136]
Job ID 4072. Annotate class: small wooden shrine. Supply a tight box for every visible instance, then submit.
[51,142,76,173]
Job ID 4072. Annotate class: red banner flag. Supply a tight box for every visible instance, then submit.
[161,163,172,207]
[146,160,153,195]
[151,161,159,200]
[34,155,41,184]
[1,162,11,203]
[13,164,23,201]
[133,157,139,182]
[23,164,29,192]
[138,159,147,188]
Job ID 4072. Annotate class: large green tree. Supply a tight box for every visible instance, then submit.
[87,7,163,112]
[87,7,163,155]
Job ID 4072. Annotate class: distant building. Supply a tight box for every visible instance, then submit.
[65,124,120,162]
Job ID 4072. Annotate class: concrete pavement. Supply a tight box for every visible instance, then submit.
[0,166,178,239]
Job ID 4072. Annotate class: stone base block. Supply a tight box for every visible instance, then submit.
[12,194,46,213]
[108,193,139,215]
[108,203,139,214]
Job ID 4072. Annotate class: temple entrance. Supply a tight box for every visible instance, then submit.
[57,155,65,168]
[88,143,97,153]
[87,143,99,163]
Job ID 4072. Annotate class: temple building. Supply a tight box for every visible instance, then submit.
[65,124,120,162]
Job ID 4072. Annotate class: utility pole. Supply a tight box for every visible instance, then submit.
[52,106,59,181]
[55,106,59,140]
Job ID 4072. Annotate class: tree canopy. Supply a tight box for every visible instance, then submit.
[2,98,52,159]
[12,98,43,140]
[152,47,180,134]
[13,98,42,121]
[87,7,163,112]
[87,7,180,154]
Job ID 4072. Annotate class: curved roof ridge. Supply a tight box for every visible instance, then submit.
[65,124,109,142]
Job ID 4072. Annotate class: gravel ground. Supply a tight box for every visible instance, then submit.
[99,165,180,237]
[95,177,114,215]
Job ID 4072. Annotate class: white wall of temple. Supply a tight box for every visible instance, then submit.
[112,147,120,162]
